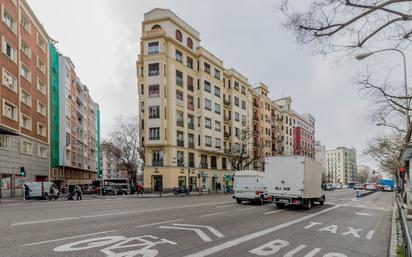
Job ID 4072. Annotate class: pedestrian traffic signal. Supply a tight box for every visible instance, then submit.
[20,167,26,177]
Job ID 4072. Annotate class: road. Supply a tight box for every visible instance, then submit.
[0,189,393,257]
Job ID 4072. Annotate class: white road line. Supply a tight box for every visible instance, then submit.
[264,210,285,215]
[199,212,227,218]
[216,204,236,209]
[184,205,341,257]
[173,224,225,238]
[135,219,183,228]
[366,230,375,240]
[10,200,233,226]
[21,230,115,246]
[159,226,212,242]
[237,207,256,211]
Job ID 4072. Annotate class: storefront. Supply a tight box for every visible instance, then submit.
[0,174,24,199]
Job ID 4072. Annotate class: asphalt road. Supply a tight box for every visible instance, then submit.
[0,189,394,257]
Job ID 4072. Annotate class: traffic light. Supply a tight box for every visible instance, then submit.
[20,167,26,177]
[98,170,102,178]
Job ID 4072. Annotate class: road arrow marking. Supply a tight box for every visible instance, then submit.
[173,224,225,238]
[355,212,370,216]
[159,226,212,242]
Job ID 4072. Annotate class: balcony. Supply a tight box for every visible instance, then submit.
[177,161,184,167]
[224,100,231,107]
[177,140,184,147]
[200,163,208,169]
[224,116,231,123]
[152,160,164,167]
[188,142,194,148]
[177,120,184,127]
[224,132,231,138]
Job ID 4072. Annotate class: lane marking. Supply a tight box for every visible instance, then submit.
[216,204,236,209]
[199,212,227,218]
[237,207,256,211]
[355,212,370,216]
[264,210,285,215]
[366,230,375,240]
[135,219,183,228]
[10,200,233,226]
[21,230,115,246]
[159,226,212,242]
[173,224,225,238]
[183,205,341,257]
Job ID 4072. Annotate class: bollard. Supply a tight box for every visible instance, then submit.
[356,191,360,198]
[159,190,162,197]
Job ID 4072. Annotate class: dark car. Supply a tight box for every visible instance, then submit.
[113,185,128,195]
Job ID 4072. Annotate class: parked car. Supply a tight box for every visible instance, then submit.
[233,170,268,205]
[112,185,128,195]
[323,183,334,191]
[353,184,364,190]
[383,185,392,192]
[24,182,57,200]
[364,183,377,191]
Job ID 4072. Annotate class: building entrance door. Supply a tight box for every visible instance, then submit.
[152,175,163,192]
[189,176,197,191]
[212,176,218,190]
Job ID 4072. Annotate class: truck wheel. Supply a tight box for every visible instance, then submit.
[256,198,263,205]
[304,199,312,210]
[319,196,325,206]
[276,203,285,209]
[236,199,242,204]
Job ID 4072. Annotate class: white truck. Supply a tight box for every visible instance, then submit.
[265,156,325,209]
[232,170,267,205]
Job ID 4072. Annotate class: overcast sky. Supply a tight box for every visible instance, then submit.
[27,0,399,169]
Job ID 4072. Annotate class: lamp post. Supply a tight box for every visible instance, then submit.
[62,142,71,190]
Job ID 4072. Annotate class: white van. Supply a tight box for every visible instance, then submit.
[232,170,267,205]
[24,182,56,199]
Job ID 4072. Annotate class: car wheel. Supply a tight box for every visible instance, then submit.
[236,199,242,204]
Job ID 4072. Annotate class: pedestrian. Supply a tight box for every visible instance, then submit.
[222,183,226,193]
[136,184,144,195]
[24,184,30,200]
[76,185,82,200]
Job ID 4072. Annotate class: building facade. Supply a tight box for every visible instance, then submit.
[293,112,315,158]
[100,142,128,181]
[0,0,50,198]
[137,9,316,192]
[315,141,326,169]
[48,51,100,190]
[326,147,357,184]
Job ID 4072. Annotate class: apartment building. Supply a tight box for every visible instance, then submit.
[315,141,326,169]
[293,111,315,158]
[326,147,357,184]
[0,0,49,198]
[101,142,127,180]
[48,51,100,190]
[137,9,317,192]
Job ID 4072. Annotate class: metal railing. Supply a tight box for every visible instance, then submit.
[397,194,412,257]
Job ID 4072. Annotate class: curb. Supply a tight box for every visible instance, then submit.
[390,200,398,257]
[356,190,376,198]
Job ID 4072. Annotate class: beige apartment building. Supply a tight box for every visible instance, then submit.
[137,9,316,192]
[0,0,50,198]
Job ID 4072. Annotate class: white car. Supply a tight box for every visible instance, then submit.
[233,170,267,205]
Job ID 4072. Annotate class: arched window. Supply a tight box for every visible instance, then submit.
[187,37,193,49]
[175,29,182,42]
[151,24,161,30]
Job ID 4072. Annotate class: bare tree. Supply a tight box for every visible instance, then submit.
[107,116,140,190]
[357,169,370,183]
[280,0,412,54]
[225,131,262,171]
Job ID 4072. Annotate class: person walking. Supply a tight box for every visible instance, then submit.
[24,184,30,200]
[76,185,82,200]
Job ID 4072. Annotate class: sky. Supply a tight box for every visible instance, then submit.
[27,0,400,170]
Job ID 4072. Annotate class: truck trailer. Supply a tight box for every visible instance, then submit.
[264,156,325,209]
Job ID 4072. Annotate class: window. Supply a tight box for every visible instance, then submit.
[234,96,239,106]
[21,40,31,58]
[149,106,160,119]
[177,131,184,147]
[222,158,227,170]
[205,99,211,111]
[148,84,160,97]
[37,79,46,95]
[214,86,220,97]
[215,121,221,132]
[37,123,46,137]
[214,68,221,80]
[215,103,221,114]
[2,38,16,62]
[20,15,31,33]
[38,146,47,158]
[176,70,183,86]
[204,62,211,74]
[235,128,240,137]
[187,76,193,91]
[37,57,45,74]
[21,114,32,130]
[187,37,193,49]
[187,95,194,111]
[235,112,240,122]
[241,100,246,110]
[2,8,16,33]
[176,90,183,103]
[241,85,246,95]
[215,138,221,149]
[177,111,184,127]
[2,68,16,92]
[177,151,184,167]
[20,64,31,82]
[187,56,193,69]
[148,63,160,76]
[234,81,239,90]
[204,80,212,93]
[21,90,31,107]
[242,115,246,126]
[205,136,212,147]
[148,42,159,54]
[175,50,183,62]
[149,128,160,140]
[37,101,46,116]
[205,117,211,129]
[0,135,9,149]
[3,100,17,120]
[188,114,194,130]
[211,156,217,169]
[152,150,163,166]
[37,34,46,52]
[189,152,195,167]
[175,30,182,42]
[21,140,33,155]
[201,155,208,168]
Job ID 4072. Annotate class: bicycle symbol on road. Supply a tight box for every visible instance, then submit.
[53,235,177,257]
